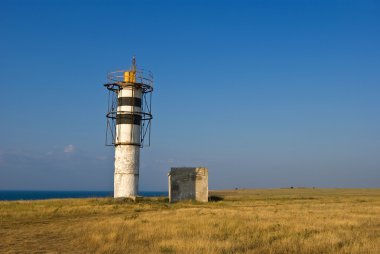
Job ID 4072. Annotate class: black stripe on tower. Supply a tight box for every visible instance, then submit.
[118,97,142,107]
[116,114,141,125]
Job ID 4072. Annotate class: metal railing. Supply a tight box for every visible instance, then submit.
[104,67,153,148]
[107,69,153,92]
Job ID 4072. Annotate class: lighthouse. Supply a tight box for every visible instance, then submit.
[104,57,153,198]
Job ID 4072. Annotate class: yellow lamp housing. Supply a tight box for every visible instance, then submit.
[124,70,136,83]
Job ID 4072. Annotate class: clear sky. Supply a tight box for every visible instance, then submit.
[0,0,379,191]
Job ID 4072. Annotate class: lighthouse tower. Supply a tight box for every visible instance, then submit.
[104,57,153,198]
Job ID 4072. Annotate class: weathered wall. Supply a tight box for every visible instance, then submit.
[114,145,139,197]
[168,167,208,202]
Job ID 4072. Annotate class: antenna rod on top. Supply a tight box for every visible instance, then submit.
[131,56,136,71]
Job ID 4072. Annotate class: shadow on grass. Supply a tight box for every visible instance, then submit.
[208,196,224,202]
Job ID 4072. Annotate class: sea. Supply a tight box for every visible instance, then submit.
[0,191,168,201]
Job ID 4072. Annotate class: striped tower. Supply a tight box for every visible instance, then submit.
[105,57,153,198]
[114,66,141,197]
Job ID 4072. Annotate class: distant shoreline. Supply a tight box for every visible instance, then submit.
[0,190,168,201]
[1,188,379,201]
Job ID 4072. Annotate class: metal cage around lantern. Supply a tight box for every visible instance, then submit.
[104,68,153,148]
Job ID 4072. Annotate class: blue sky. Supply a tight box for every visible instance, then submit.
[0,0,379,191]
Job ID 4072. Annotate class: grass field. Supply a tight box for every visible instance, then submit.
[1,189,379,254]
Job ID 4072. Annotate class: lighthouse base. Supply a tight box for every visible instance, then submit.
[114,145,140,198]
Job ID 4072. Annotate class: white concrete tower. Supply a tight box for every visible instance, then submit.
[104,57,153,198]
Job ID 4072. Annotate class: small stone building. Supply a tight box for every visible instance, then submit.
[168,167,208,203]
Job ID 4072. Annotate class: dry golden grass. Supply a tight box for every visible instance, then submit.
[1,189,379,254]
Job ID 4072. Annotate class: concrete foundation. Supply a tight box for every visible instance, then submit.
[168,167,208,203]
